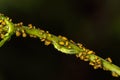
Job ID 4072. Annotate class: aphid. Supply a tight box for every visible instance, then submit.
[106,57,112,63]
[44,40,51,46]
[89,61,95,66]
[41,38,45,42]
[80,56,84,60]
[0,34,4,39]
[70,40,75,44]
[87,50,93,54]
[59,41,65,46]
[22,33,27,37]
[84,56,89,61]
[65,41,69,46]
[76,52,82,57]
[9,19,12,22]
[61,36,68,41]
[29,34,34,38]
[21,29,25,33]
[58,35,68,41]
[94,65,99,69]
[46,31,49,34]
[16,31,21,37]
[112,72,119,77]
[19,22,23,26]
[58,35,62,38]
[47,33,51,37]
[6,17,10,20]
[77,43,83,48]
[1,21,6,26]
[39,30,45,35]
[28,24,33,29]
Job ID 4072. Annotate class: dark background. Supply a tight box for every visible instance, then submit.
[0,0,120,80]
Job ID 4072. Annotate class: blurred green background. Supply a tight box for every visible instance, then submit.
[0,0,120,80]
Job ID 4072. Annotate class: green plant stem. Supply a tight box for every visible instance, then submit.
[18,26,120,77]
[0,14,120,77]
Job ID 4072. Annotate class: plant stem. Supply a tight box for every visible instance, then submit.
[0,14,120,77]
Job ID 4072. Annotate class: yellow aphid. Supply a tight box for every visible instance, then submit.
[77,43,83,48]
[28,24,33,29]
[82,47,86,51]
[21,29,25,33]
[87,51,93,54]
[19,22,23,26]
[46,31,49,34]
[106,57,112,63]
[59,41,65,46]
[0,34,4,39]
[22,33,27,37]
[29,34,34,38]
[76,52,82,57]
[6,17,10,20]
[58,35,62,38]
[65,41,69,46]
[80,56,84,60]
[61,36,68,41]
[89,62,94,66]
[70,40,75,44]
[47,33,51,37]
[9,19,12,22]
[84,58,89,61]
[112,72,119,77]
[41,38,45,42]
[94,66,99,69]
[16,31,21,37]
[44,40,51,46]
[1,21,6,25]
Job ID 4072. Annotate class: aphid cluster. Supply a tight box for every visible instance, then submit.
[89,56,102,69]
[0,18,8,39]
[15,22,25,37]
[76,44,102,69]
[58,35,72,49]
[39,30,52,46]
[15,22,52,46]
[15,23,37,38]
